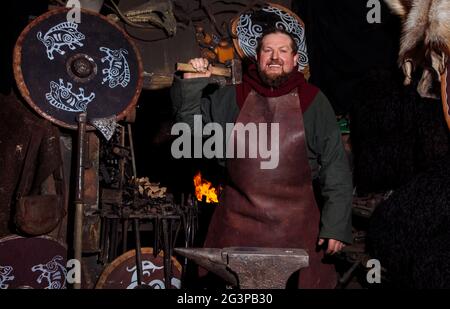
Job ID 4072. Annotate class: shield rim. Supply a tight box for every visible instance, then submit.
[0,233,68,249]
[95,247,182,289]
[13,7,144,130]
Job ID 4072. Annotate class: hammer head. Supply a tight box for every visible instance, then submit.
[229,58,242,85]
[210,59,242,87]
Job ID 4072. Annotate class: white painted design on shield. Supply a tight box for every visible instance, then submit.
[0,265,15,289]
[37,22,85,60]
[236,6,309,71]
[31,255,67,289]
[99,47,131,88]
[236,14,263,59]
[45,78,95,112]
[126,260,180,289]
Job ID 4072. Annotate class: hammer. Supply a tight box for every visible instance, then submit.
[176,59,242,85]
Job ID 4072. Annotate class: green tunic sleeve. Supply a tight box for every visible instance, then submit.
[171,76,238,128]
[303,91,353,244]
[170,76,239,166]
[170,76,211,131]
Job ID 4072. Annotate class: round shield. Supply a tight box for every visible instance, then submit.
[0,235,67,289]
[231,3,309,77]
[95,248,182,289]
[13,8,143,129]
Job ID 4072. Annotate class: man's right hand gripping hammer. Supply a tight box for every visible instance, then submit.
[182,58,212,79]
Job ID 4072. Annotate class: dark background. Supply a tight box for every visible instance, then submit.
[293,0,401,114]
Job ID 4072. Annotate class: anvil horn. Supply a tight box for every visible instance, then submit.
[174,247,238,286]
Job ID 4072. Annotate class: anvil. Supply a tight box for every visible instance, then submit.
[174,247,309,289]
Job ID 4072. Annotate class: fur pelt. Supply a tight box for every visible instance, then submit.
[384,0,450,98]
[351,69,450,194]
[367,153,450,288]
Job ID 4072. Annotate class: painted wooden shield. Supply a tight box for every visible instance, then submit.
[13,8,143,129]
[0,235,67,289]
[95,248,182,289]
[231,3,310,78]
[440,63,450,131]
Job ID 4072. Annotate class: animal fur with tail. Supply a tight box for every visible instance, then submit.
[384,0,450,98]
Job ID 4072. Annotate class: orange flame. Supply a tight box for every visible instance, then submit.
[193,172,219,203]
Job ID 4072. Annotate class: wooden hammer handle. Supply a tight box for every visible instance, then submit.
[176,63,231,77]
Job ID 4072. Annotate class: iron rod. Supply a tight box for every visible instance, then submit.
[133,219,143,286]
[73,112,87,289]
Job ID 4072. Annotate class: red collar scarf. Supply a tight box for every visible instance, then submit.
[236,63,319,112]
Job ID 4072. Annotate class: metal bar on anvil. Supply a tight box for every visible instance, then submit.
[174,247,309,289]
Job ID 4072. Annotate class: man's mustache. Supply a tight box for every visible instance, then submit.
[267,60,283,66]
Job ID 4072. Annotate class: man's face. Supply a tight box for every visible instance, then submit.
[256,32,299,85]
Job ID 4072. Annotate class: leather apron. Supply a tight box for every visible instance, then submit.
[204,90,337,288]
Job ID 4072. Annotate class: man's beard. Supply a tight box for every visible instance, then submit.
[257,63,293,88]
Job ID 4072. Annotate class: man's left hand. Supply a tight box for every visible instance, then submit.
[318,238,345,255]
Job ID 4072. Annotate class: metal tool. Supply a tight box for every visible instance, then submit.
[175,247,309,289]
[73,112,87,289]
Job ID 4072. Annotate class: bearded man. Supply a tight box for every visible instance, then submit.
[171,27,353,288]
